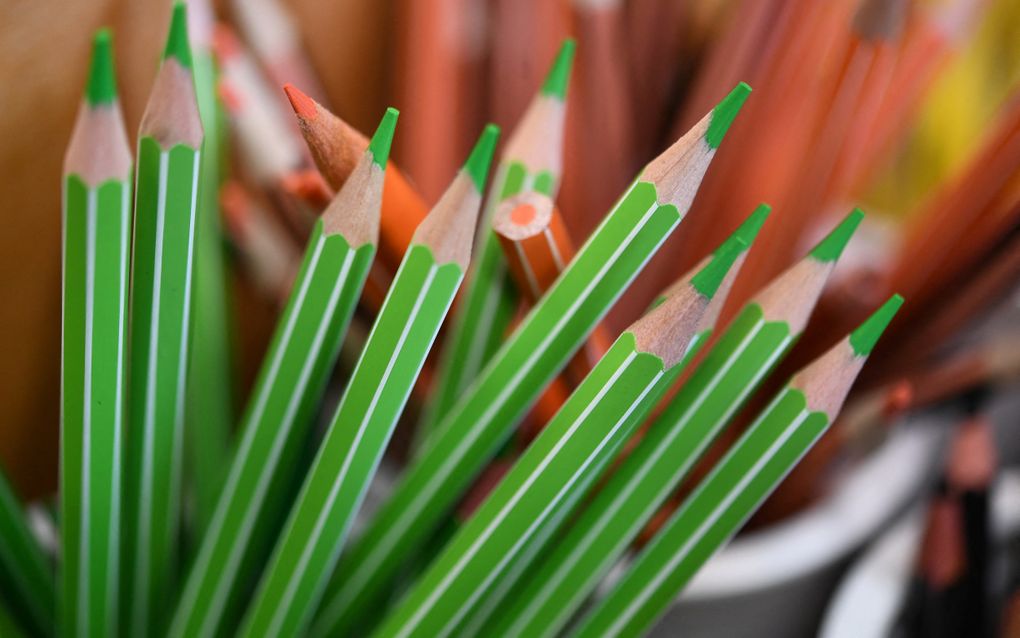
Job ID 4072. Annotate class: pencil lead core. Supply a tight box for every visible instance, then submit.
[464,124,500,192]
[705,82,751,148]
[368,107,399,169]
[810,208,864,263]
[86,28,118,106]
[540,39,577,100]
[164,1,193,68]
[849,294,903,356]
[692,238,747,299]
[283,83,317,120]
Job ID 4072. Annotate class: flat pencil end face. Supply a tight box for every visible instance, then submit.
[540,38,577,100]
[731,203,771,249]
[368,107,399,168]
[284,83,317,120]
[810,208,864,263]
[87,28,118,106]
[849,294,903,356]
[464,124,500,192]
[705,81,751,148]
[164,2,194,68]
[692,237,748,298]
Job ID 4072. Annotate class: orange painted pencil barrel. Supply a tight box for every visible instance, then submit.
[493,191,614,362]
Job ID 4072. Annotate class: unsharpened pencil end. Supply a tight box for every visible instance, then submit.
[86,29,118,106]
[810,208,864,263]
[368,107,399,169]
[730,203,770,250]
[540,38,577,100]
[164,2,193,68]
[283,83,317,120]
[705,82,751,148]
[464,124,500,191]
[692,237,748,299]
[849,294,903,356]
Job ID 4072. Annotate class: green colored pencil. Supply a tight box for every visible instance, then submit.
[182,0,234,539]
[312,81,751,638]
[168,109,397,638]
[488,207,862,638]
[460,205,769,636]
[239,125,499,638]
[60,29,132,638]
[572,295,904,638]
[373,236,749,638]
[121,6,204,635]
[417,39,576,448]
[0,467,54,637]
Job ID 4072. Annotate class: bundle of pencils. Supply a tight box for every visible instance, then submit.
[2,0,1020,636]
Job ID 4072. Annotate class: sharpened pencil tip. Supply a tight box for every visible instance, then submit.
[284,83,317,120]
[705,82,751,148]
[464,124,500,191]
[368,107,399,169]
[849,294,903,356]
[729,203,770,252]
[86,28,118,106]
[810,208,864,263]
[164,2,193,68]
[692,237,748,299]
[540,39,577,100]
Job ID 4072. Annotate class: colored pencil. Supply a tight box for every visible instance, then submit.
[311,82,751,638]
[0,467,54,637]
[572,295,903,637]
[238,125,498,638]
[60,29,133,638]
[182,0,233,540]
[419,39,576,446]
[122,6,204,634]
[169,109,396,638]
[282,83,429,275]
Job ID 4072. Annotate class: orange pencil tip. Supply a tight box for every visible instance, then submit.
[284,83,318,120]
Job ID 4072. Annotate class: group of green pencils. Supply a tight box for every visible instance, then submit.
[0,3,911,637]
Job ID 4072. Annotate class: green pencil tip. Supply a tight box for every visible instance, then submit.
[729,203,771,251]
[163,2,193,68]
[86,29,117,106]
[849,294,903,356]
[540,39,577,100]
[705,81,751,148]
[692,237,748,299]
[368,107,399,168]
[464,124,500,191]
[810,208,864,263]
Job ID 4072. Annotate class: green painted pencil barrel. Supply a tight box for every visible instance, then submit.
[240,245,464,637]
[122,136,200,635]
[61,172,131,638]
